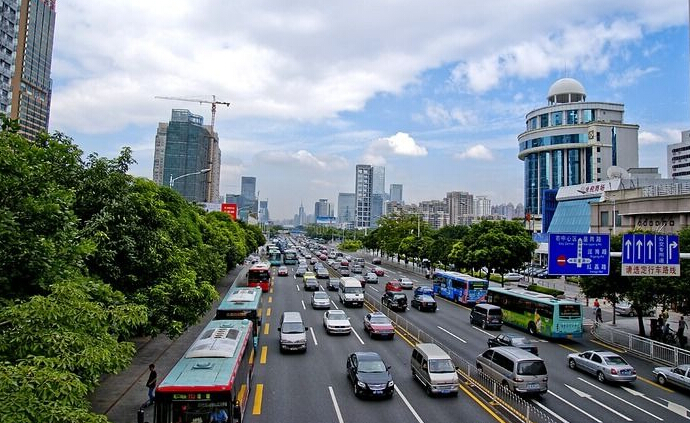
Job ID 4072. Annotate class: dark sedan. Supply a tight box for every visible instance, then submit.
[327,278,340,291]
[487,333,538,355]
[381,291,407,312]
[347,352,394,399]
[411,293,437,312]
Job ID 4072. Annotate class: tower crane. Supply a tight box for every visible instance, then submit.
[154,95,231,129]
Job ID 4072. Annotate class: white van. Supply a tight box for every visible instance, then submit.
[411,343,459,396]
[338,277,364,307]
[278,311,308,353]
[476,346,548,395]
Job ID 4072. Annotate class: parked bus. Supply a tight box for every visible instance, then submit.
[216,286,263,346]
[432,270,488,305]
[247,262,271,292]
[283,249,298,265]
[487,286,583,338]
[154,319,254,423]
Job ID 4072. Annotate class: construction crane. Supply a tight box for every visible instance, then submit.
[154,95,231,129]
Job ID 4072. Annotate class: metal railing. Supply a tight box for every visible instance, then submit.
[591,323,690,366]
[365,292,556,423]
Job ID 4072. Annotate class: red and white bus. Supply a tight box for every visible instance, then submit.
[247,262,271,292]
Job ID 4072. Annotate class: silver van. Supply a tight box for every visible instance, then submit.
[278,311,308,353]
[411,343,459,396]
[470,303,503,329]
[475,346,548,395]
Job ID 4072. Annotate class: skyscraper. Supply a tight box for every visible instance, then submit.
[314,198,331,223]
[390,184,403,203]
[153,109,220,203]
[446,191,473,225]
[241,176,257,212]
[355,164,373,228]
[8,0,56,140]
[338,193,356,226]
[370,166,385,225]
[474,195,491,217]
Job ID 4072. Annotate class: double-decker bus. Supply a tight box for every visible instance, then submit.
[432,270,488,304]
[216,286,263,346]
[487,287,583,338]
[154,319,254,423]
[283,249,298,265]
[247,262,271,292]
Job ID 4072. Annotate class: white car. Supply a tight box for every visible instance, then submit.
[503,272,522,282]
[323,310,352,335]
[398,277,414,289]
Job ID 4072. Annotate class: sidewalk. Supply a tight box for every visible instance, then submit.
[89,266,245,423]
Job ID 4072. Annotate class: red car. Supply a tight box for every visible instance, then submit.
[277,266,289,276]
[373,267,385,277]
[385,281,403,292]
[363,312,395,339]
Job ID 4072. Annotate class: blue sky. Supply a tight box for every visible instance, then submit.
[49,1,689,220]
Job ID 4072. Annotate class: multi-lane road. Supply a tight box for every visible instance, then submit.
[245,254,690,423]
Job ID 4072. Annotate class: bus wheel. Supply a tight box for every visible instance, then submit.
[528,322,537,335]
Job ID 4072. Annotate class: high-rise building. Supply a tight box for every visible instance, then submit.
[314,198,331,221]
[338,193,356,226]
[355,164,373,228]
[446,191,473,225]
[370,166,386,225]
[297,202,306,226]
[474,196,491,217]
[518,78,639,216]
[241,176,257,212]
[153,109,220,203]
[667,130,690,179]
[259,200,269,223]
[6,0,56,140]
[390,184,403,203]
[0,1,19,117]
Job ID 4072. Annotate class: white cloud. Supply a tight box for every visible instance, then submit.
[262,149,348,169]
[454,145,494,160]
[361,132,427,165]
[607,67,659,88]
[638,128,680,145]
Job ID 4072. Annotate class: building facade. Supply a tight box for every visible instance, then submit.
[338,193,356,225]
[446,191,473,225]
[314,198,332,222]
[355,164,373,228]
[0,1,19,117]
[241,176,257,213]
[667,130,690,179]
[153,109,220,203]
[390,184,403,203]
[474,195,491,217]
[518,78,640,217]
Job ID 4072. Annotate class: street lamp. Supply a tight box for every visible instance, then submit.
[169,168,211,188]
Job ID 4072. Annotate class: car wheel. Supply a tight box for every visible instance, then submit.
[528,322,537,335]
[476,364,483,373]
[568,359,577,370]
[597,371,606,383]
[657,374,667,385]
[481,321,487,330]
[501,380,510,391]
[353,383,359,397]
[628,311,634,317]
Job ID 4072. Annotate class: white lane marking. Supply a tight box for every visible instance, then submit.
[436,325,467,343]
[310,327,318,346]
[296,284,300,291]
[394,385,424,423]
[352,328,365,345]
[564,384,632,421]
[301,300,306,310]
[543,391,592,423]
[369,286,380,293]
[328,386,345,423]
[471,326,494,337]
[622,385,690,420]
[578,378,663,421]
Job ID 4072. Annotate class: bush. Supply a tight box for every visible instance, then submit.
[526,284,564,297]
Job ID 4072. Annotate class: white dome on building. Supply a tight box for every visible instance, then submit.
[547,78,586,104]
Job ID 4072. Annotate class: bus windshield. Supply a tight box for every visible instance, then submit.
[248,270,270,282]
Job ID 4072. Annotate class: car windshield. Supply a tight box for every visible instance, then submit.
[370,316,391,324]
[517,360,547,376]
[392,294,406,300]
[359,360,386,373]
[429,359,455,373]
[511,337,530,345]
[604,356,628,365]
[281,322,304,334]
[328,312,347,320]
[314,293,328,300]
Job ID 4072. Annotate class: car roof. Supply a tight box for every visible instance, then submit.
[416,294,435,300]
[313,291,328,296]
[328,309,346,315]
[370,311,389,318]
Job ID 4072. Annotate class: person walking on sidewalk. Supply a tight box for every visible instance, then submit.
[595,306,603,323]
[144,363,157,407]
[678,316,687,348]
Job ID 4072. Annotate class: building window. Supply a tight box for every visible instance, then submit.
[551,111,562,126]
[601,211,609,227]
[596,132,600,142]
[540,114,548,128]
[567,110,578,125]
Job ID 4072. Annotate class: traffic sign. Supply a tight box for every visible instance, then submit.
[548,233,610,276]
[621,234,680,277]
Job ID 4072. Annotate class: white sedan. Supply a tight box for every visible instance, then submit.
[322,309,352,335]
[398,277,414,289]
[502,272,523,282]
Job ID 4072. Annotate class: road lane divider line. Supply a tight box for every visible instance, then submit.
[636,375,674,393]
[577,377,662,421]
[249,348,255,365]
[394,385,425,423]
[310,327,318,346]
[301,300,306,310]
[260,346,267,364]
[266,307,271,317]
[539,392,582,423]
[295,284,300,291]
[258,308,262,318]
[263,322,269,336]
[590,338,625,353]
[564,384,632,421]
[252,383,263,415]
[456,380,508,423]
[471,326,495,337]
[268,296,272,303]
[437,325,467,343]
[328,386,345,423]
[557,343,581,353]
[352,328,365,345]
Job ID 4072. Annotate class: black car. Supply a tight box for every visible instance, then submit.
[347,352,394,399]
[372,257,382,265]
[411,293,437,312]
[303,277,319,291]
[327,278,340,291]
[486,333,538,355]
[381,292,407,312]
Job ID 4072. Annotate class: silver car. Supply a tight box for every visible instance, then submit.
[311,291,331,309]
[653,364,690,389]
[322,309,352,335]
[398,277,414,289]
[567,350,636,383]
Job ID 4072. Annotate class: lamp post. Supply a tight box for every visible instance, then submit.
[169,168,211,188]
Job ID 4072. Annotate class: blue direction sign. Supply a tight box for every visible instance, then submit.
[621,234,680,276]
[548,233,610,276]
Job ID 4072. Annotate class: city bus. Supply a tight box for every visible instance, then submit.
[267,248,282,266]
[247,262,271,292]
[216,286,263,346]
[432,270,489,305]
[283,249,298,265]
[487,286,583,338]
[154,319,255,423]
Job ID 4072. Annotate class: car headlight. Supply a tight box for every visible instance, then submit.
[387,381,394,387]
[357,381,366,388]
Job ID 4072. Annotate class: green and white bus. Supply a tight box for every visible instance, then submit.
[487,287,583,339]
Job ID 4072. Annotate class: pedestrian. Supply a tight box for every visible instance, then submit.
[145,363,157,407]
[678,316,687,344]
[593,298,600,308]
[595,306,603,323]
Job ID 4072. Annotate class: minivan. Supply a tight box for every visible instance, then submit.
[411,343,459,396]
[470,303,503,329]
[475,346,548,395]
[278,311,308,353]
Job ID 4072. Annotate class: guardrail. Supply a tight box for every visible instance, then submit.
[365,292,556,423]
[591,323,690,366]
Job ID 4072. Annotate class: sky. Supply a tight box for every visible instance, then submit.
[50,1,690,220]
